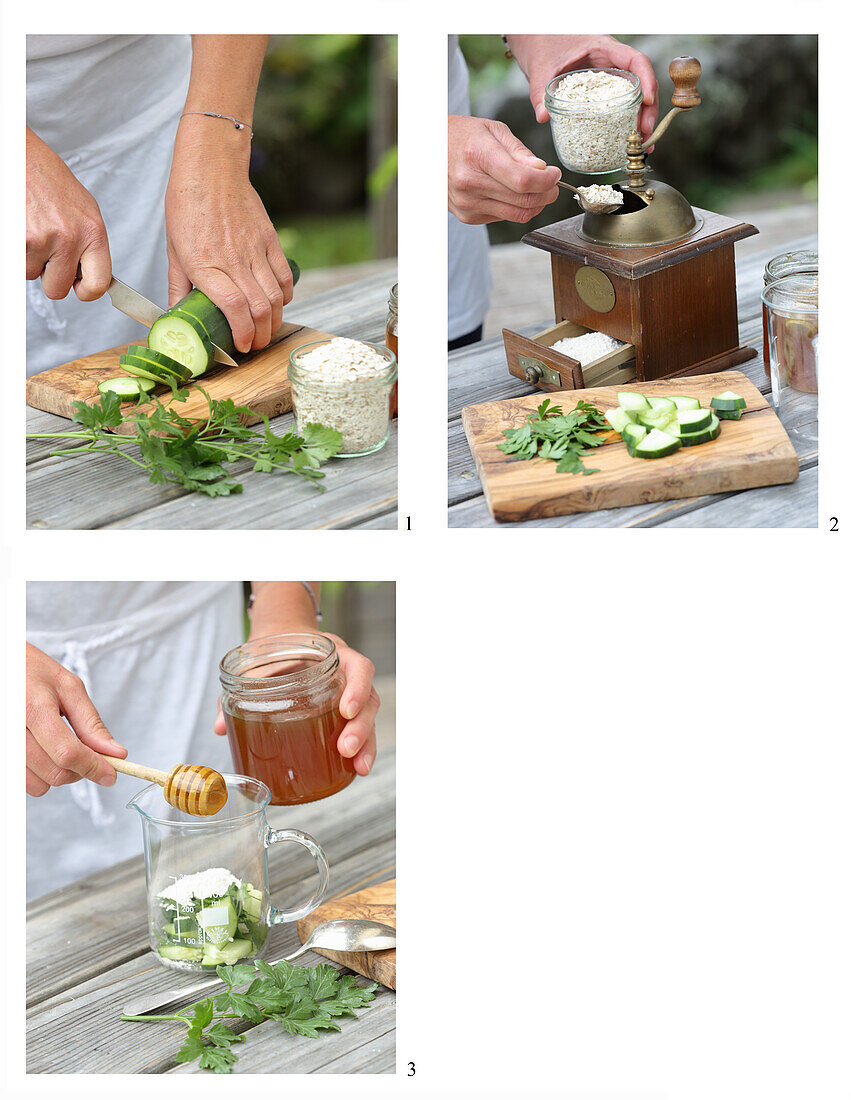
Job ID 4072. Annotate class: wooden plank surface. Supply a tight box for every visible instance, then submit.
[462,372,797,523]
[297,879,396,990]
[27,740,395,1074]
[449,224,817,528]
[26,266,397,530]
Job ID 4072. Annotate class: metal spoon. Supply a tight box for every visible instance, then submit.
[122,919,397,1016]
[557,180,623,215]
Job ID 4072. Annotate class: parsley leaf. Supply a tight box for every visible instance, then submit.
[498,397,607,476]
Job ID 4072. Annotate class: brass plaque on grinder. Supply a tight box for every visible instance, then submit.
[574,266,616,313]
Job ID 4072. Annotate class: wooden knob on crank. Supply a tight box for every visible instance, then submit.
[103,755,229,816]
[669,56,701,108]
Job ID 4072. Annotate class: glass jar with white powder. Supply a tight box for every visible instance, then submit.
[544,68,642,174]
[288,337,397,458]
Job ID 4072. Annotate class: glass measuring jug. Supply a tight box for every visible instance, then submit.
[128,773,329,972]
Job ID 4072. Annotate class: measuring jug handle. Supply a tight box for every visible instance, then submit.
[264,827,330,924]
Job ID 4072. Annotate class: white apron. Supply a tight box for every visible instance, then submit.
[26,35,191,377]
[26,581,244,899]
[448,35,492,341]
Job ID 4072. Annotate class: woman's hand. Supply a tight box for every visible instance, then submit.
[449,115,561,225]
[26,643,127,797]
[165,117,292,354]
[214,632,379,776]
[507,34,659,140]
[26,128,112,302]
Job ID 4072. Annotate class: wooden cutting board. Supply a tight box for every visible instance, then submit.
[25,321,333,427]
[462,371,799,522]
[297,878,395,990]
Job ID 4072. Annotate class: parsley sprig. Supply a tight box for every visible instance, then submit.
[121,959,379,1073]
[26,387,342,497]
[497,397,608,475]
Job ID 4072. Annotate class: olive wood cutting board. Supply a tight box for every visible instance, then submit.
[462,371,799,523]
[25,321,334,429]
[297,877,395,990]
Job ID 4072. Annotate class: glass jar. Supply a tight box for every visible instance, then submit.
[289,339,397,458]
[219,633,355,806]
[385,283,398,419]
[762,249,818,373]
[544,68,642,175]
[761,272,818,445]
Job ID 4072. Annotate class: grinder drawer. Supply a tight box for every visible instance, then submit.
[503,320,636,392]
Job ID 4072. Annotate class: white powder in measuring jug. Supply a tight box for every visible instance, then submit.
[550,70,637,173]
[575,184,623,208]
[551,331,625,365]
[292,337,392,454]
[158,867,238,905]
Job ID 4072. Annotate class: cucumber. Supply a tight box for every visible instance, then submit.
[636,407,677,431]
[158,944,204,962]
[604,407,633,435]
[148,313,214,376]
[679,412,721,446]
[710,390,747,412]
[676,408,713,433]
[201,938,254,968]
[617,391,651,414]
[621,422,647,456]
[97,376,155,398]
[126,344,192,382]
[119,354,185,387]
[714,407,743,421]
[633,428,682,459]
[169,289,236,358]
[670,395,701,411]
[647,396,676,414]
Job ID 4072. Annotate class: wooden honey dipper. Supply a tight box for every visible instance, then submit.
[102,756,228,816]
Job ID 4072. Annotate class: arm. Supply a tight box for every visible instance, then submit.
[26,127,112,301]
[214,583,379,776]
[26,643,127,796]
[165,35,292,353]
[506,34,659,138]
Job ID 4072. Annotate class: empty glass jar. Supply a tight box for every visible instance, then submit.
[761,272,818,446]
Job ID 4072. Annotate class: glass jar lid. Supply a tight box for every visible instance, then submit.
[763,249,818,285]
[761,272,818,316]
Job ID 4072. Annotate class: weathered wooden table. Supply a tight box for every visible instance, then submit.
[26,267,397,530]
[449,226,818,528]
[26,742,396,1073]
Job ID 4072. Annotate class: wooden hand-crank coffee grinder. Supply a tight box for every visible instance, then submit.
[504,57,759,393]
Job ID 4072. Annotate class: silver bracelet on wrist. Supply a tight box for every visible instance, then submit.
[181,111,254,138]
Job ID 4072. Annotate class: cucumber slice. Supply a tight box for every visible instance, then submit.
[617,391,651,414]
[604,407,633,435]
[676,408,713,433]
[126,344,192,382]
[636,407,677,431]
[119,354,185,387]
[679,412,721,446]
[170,289,236,358]
[710,390,747,411]
[647,396,676,414]
[633,428,682,459]
[97,376,155,398]
[714,407,743,421]
[621,422,647,456]
[148,313,214,376]
[158,944,204,962]
[670,395,701,411]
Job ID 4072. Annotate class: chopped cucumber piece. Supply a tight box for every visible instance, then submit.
[170,288,236,359]
[148,313,214,377]
[714,407,743,420]
[621,422,648,456]
[617,391,651,414]
[647,396,676,414]
[97,376,155,398]
[604,407,633,435]
[201,938,254,968]
[636,407,677,431]
[158,944,204,962]
[670,395,701,411]
[126,345,192,381]
[710,390,747,411]
[633,428,682,459]
[119,355,184,387]
[679,412,721,446]
[676,408,713,433]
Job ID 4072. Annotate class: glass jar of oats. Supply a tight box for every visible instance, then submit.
[544,68,642,175]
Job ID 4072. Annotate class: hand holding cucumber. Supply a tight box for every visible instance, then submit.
[26,127,112,303]
[25,643,128,797]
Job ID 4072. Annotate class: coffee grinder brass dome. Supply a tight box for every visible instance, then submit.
[577,56,704,248]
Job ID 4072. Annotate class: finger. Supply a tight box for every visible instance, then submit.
[352,733,376,777]
[474,174,561,211]
[638,102,659,142]
[57,672,125,759]
[196,269,255,354]
[337,648,376,721]
[213,698,227,736]
[167,249,193,307]
[266,239,294,307]
[480,137,561,198]
[251,258,286,340]
[337,689,380,758]
[236,268,275,351]
[27,767,50,798]
[602,44,657,109]
[27,697,114,786]
[485,119,547,169]
[26,239,50,281]
[26,729,77,788]
[41,248,79,300]
[462,197,551,225]
[74,230,112,302]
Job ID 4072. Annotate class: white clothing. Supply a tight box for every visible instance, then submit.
[26,581,244,899]
[26,35,191,376]
[448,35,492,342]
